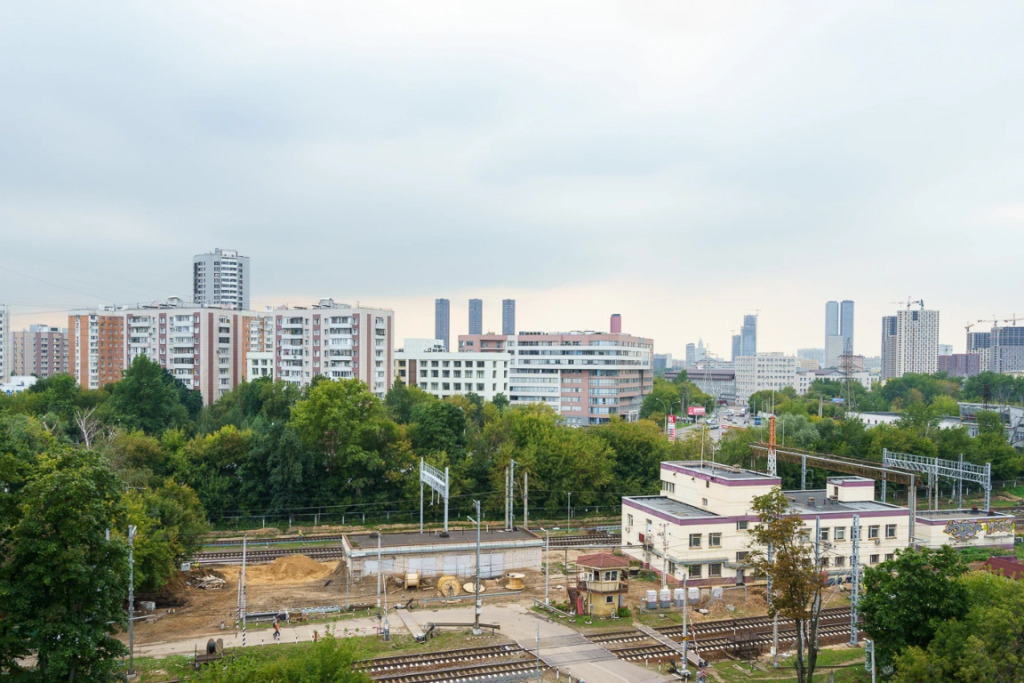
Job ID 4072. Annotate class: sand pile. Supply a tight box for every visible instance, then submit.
[246,555,333,584]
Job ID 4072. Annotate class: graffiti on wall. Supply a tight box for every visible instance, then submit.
[943,520,982,541]
[983,519,1015,536]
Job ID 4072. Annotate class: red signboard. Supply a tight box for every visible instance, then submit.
[667,414,676,441]
[688,406,706,417]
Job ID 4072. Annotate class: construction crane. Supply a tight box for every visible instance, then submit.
[890,298,925,310]
[977,318,1001,331]
[1005,314,1021,326]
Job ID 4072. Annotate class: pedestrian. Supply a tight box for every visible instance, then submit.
[312,629,319,643]
[273,619,281,642]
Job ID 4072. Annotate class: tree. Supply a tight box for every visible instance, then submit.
[383,378,435,424]
[746,487,827,683]
[409,401,467,462]
[0,449,129,680]
[289,379,414,504]
[860,545,968,670]
[890,571,1024,682]
[106,355,190,434]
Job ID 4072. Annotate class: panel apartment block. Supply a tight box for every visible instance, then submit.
[11,325,69,378]
[507,331,653,426]
[273,298,393,397]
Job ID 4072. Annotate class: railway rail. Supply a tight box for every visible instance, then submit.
[196,532,618,565]
[355,645,525,674]
[369,657,541,682]
[194,546,345,566]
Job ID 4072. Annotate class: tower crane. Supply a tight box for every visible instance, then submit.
[890,298,925,310]
[1005,314,1020,326]
[977,318,1001,331]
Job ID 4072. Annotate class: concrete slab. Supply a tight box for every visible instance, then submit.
[405,602,675,683]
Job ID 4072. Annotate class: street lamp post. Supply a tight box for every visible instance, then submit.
[654,397,670,436]
[128,525,137,680]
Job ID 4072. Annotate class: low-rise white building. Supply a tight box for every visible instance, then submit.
[735,352,797,402]
[395,338,509,402]
[621,460,1014,587]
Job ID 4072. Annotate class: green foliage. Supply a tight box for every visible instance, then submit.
[745,487,826,683]
[290,379,415,504]
[106,355,193,434]
[860,546,968,670]
[189,634,371,682]
[891,571,1024,682]
[383,378,436,424]
[0,449,129,680]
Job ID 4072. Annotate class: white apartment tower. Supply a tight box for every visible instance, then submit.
[193,248,251,310]
[0,304,10,383]
[896,308,940,377]
[273,298,393,397]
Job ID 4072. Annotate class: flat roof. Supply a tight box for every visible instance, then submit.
[783,489,903,514]
[915,508,1013,521]
[663,461,778,482]
[347,528,539,550]
[623,495,718,521]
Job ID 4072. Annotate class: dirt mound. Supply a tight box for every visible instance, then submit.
[245,555,333,584]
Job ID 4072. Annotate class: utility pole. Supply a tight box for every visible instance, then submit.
[850,514,861,646]
[681,568,689,676]
[566,491,572,533]
[544,528,550,604]
[241,535,247,648]
[768,541,777,668]
[661,523,668,589]
[524,471,529,531]
[127,525,137,680]
[468,500,483,635]
[376,531,382,609]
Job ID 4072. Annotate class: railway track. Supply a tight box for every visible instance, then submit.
[608,623,859,662]
[194,546,345,566]
[369,657,541,682]
[355,645,525,675]
[203,534,345,547]
[196,532,618,565]
[548,534,619,547]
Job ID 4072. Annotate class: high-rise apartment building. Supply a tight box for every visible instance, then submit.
[880,315,899,381]
[468,299,483,335]
[740,315,757,357]
[434,299,450,351]
[0,304,9,383]
[610,314,622,334]
[967,331,992,371]
[507,330,653,426]
[840,300,855,354]
[685,343,695,365]
[825,301,839,338]
[895,308,940,377]
[11,325,68,378]
[502,299,516,335]
[70,298,257,404]
[825,300,855,367]
[273,298,393,397]
[68,311,126,391]
[731,335,741,361]
[193,248,250,310]
[991,326,1024,374]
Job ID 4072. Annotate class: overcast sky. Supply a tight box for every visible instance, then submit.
[3,2,1023,358]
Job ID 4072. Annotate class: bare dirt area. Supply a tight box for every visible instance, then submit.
[125,555,345,650]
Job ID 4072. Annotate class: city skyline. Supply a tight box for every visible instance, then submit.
[3,3,1023,359]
